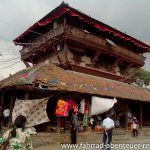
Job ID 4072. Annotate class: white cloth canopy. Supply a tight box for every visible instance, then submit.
[12,97,49,127]
[91,96,117,116]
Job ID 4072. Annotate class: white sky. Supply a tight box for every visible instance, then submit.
[0,0,150,80]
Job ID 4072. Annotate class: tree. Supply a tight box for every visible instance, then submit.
[129,68,150,87]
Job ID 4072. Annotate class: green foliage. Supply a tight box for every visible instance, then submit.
[129,68,150,86]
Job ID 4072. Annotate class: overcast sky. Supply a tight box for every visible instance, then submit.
[0,0,150,80]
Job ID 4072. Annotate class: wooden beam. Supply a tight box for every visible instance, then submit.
[65,33,144,66]
[64,40,70,63]
[21,33,64,60]
[66,63,128,82]
[51,46,63,64]
[7,85,40,92]
[91,51,101,66]
[64,15,67,31]
[124,63,133,75]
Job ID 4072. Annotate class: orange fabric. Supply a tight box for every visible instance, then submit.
[55,99,69,117]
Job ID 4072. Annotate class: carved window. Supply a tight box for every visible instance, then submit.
[73,53,82,62]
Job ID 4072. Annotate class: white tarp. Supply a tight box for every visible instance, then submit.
[12,97,49,127]
[91,96,117,116]
[79,99,85,114]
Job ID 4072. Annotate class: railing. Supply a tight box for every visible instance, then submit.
[67,25,145,65]
[111,45,145,63]
[21,24,65,56]
[21,24,145,65]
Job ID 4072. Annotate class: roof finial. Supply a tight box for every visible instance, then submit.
[61,0,69,6]
[61,0,65,4]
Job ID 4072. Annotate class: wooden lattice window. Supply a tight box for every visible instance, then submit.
[73,52,82,62]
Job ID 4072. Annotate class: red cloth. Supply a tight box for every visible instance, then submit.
[69,99,75,110]
[69,99,78,113]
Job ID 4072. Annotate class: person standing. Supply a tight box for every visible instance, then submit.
[3,108,10,127]
[90,116,95,130]
[0,115,33,149]
[102,114,115,150]
[71,111,78,144]
[132,117,139,137]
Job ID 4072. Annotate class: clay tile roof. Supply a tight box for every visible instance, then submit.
[0,61,150,102]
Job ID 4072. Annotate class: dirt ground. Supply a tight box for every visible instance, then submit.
[35,135,150,150]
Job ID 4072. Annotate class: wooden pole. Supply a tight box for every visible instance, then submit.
[64,40,69,64]
[125,102,128,130]
[87,99,90,124]
[8,92,16,127]
[0,90,4,132]
[0,90,5,107]
[139,103,143,128]
[57,117,61,143]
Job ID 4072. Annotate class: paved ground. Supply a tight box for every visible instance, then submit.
[35,136,150,150]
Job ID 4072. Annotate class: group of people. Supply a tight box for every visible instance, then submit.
[90,111,139,150]
[90,115,102,130]
[0,113,114,150]
[1,104,77,149]
[89,113,115,150]
[0,108,140,150]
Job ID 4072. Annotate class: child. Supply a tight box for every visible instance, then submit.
[132,117,139,137]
